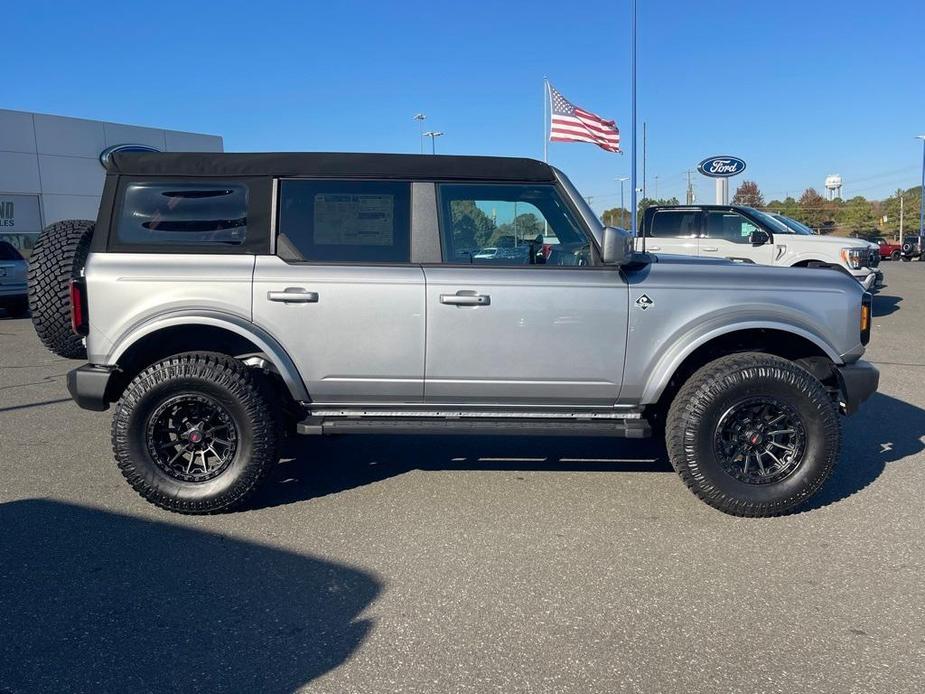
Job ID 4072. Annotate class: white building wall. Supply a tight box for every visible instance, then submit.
[0,109,223,254]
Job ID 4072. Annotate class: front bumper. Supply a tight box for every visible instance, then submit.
[67,364,116,411]
[852,270,882,292]
[834,360,879,415]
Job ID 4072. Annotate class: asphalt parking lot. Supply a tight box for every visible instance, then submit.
[1,263,923,694]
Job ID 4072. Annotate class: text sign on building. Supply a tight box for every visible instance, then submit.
[0,194,42,233]
[697,156,747,178]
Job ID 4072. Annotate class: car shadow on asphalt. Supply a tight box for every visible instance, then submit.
[804,392,925,511]
[0,499,381,693]
[871,294,901,317]
[253,435,673,510]
[254,392,923,515]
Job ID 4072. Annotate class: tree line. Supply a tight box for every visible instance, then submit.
[601,181,924,239]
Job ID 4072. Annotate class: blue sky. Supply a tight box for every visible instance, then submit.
[6,0,924,213]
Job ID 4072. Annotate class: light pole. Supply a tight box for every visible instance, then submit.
[615,177,629,228]
[917,135,925,240]
[422,130,444,154]
[413,114,427,154]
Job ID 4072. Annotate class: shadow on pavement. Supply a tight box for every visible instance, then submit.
[254,435,671,510]
[805,392,925,510]
[255,393,922,515]
[0,499,380,693]
[871,294,901,317]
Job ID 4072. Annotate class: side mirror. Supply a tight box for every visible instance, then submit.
[602,226,633,265]
[750,230,770,246]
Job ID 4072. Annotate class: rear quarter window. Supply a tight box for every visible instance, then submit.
[113,181,250,251]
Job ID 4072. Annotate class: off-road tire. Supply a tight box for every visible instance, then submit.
[666,352,839,517]
[27,219,95,358]
[890,250,901,261]
[111,352,280,514]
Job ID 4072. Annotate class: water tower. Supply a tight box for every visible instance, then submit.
[824,174,843,200]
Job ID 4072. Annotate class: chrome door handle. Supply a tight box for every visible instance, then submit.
[647,245,661,251]
[440,292,491,306]
[268,288,319,303]
[702,246,719,252]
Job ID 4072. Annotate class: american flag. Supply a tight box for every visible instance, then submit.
[548,83,620,153]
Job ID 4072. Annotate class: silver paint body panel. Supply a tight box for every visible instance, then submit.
[83,167,867,411]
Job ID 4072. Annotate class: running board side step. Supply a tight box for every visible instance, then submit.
[296,417,651,438]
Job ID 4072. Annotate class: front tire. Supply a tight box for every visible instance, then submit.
[666,352,839,517]
[890,250,901,261]
[111,353,279,514]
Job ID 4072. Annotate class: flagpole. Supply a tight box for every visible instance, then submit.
[630,0,639,244]
[543,77,549,162]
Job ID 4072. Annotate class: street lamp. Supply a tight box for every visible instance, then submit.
[615,177,630,229]
[917,135,925,240]
[413,114,427,154]
[422,130,444,155]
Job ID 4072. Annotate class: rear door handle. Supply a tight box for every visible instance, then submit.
[702,246,719,252]
[647,245,661,251]
[440,291,491,306]
[268,288,319,303]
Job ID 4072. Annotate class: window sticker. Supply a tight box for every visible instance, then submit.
[313,194,394,246]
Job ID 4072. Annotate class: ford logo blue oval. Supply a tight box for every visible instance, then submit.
[99,143,161,167]
[697,155,747,178]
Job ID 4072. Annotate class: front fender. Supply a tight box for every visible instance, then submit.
[637,317,842,405]
[106,309,310,402]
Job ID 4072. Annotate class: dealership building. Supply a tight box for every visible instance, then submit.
[0,108,223,256]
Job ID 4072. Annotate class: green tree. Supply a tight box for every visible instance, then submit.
[838,196,877,236]
[880,187,922,237]
[449,200,496,249]
[796,188,828,232]
[732,180,765,207]
[601,207,631,228]
[495,213,544,243]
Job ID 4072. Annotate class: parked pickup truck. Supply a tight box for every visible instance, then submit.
[637,205,882,290]
[27,152,878,518]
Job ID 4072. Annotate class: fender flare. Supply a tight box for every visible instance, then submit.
[107,310,310,401]
[639,319,843,405]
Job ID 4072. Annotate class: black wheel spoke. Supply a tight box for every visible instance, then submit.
[713,396,806,485]
[145,394,237,483]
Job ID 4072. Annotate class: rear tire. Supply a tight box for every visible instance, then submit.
[111,352,280,514]
[890,250,901,261]
[666,352,839,517]
[27,219,95,358]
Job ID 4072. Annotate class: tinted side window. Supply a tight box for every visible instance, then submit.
[437,183,591,266]
[649,210,699,238]
[117,182,248,246]
[704,211,758,244]
[278,180,411,263]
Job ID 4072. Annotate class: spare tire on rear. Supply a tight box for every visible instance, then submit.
[27,219,95,359]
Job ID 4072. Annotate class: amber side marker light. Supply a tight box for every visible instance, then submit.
[860,293,872,345]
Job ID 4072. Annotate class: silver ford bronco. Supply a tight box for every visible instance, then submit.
[28,152,878,516]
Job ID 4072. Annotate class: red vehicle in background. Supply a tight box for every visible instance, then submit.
[874,237,903,261]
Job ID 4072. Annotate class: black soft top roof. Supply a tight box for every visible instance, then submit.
[104,151,556,181]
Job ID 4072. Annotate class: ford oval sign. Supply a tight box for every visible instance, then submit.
[99,143,160,167]
[698,156,747,178]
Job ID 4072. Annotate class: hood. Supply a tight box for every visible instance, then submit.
[783,234,870,249]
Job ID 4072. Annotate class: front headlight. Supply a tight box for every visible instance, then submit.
[840,247,865,270]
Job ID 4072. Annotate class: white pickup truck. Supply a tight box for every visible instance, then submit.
[636,205,882,290]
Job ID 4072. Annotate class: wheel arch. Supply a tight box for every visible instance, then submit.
[641,322,841,408]
[106,312,309,403]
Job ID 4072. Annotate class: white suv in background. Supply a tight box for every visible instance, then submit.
[636,205,882,290]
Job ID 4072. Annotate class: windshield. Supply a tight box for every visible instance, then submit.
[768,213,815,235]
[553,168,605,234]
